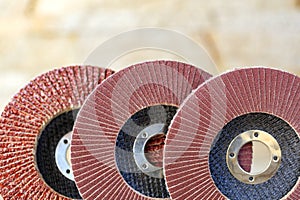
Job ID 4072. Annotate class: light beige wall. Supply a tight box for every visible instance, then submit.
[0,0,300,112]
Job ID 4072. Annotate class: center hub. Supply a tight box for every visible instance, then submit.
[55,132,74,181]
[133,123,165,178]
[226,130,281,184]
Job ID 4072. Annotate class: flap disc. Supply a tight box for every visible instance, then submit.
[71,60,212,200]
[0,65,114,199]
[164,67,300,200]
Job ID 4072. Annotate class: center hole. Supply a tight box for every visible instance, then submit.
[238,141,271,175]
[144,133,165,168]
[66,144,71,166]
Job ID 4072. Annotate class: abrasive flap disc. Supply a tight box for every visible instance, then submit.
[0,65,114,199]
[71,60,212,200]
[164,67,300,200]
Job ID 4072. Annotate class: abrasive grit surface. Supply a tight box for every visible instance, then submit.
[71,60,212,200]
[0,65,114,199]
[164,67,300,200]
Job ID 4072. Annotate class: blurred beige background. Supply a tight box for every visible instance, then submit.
[0,0,300,113]
[0,1,300,199]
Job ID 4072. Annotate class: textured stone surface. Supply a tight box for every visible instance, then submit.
[0,0,300,113]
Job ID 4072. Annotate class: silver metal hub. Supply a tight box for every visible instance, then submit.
[133,123,165,179]
[226,130,281,184]
[55,132,74,181]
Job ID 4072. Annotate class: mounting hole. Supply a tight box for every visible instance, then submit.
[142,163,148,169]
[64,139,68,144]
[229,153,235,158]
[66,169,71,174]
[142,132,148,138]
[273,156,278,161]
[254,132,259,137]
[249,176,254,182]
[144,133,165,168]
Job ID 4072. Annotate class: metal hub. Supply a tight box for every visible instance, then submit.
[55,132,74,181]
[133,123,165,178]
[226,130,281,184]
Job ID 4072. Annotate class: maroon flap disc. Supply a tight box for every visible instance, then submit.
[71,60,212,200]
[164,67,300,200]
[0,66,113,199]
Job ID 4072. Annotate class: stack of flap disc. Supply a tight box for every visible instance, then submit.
[0,65,113,199]
[1,62,299,200]
[71,60,212,199]
[164,67,299,200]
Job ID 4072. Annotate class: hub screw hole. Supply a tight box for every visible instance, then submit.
[254,132,259,137]
[142,132,148,138]
[142,163,148,169]
[66,169,70,174]
[64,139,68,144]
[249,176,254,182]
[230,153,235,158]
[273,156,278,161]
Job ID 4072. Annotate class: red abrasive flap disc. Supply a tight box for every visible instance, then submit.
[71,60,212,200]
[0,66,114,199]
[164,67,300,200]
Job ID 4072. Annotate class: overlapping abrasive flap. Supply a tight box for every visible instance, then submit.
[0,66,114,199]
[71,60,212,200]
[164,67,300,200]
